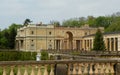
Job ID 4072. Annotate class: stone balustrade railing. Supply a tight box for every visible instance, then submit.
[41,49,120,56]
[0,59,120,75]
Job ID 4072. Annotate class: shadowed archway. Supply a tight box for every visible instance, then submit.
[64,31,73,50]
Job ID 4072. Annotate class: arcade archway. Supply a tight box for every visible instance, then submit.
[64,31,73,50]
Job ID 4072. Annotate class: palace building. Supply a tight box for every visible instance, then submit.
[15,23,120,51]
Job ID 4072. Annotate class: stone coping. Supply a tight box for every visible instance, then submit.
[0,59,119,66]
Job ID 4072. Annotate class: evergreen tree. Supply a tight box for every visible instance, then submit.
[92,29,106,51]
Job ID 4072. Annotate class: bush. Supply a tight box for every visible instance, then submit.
[0,51,37,61]
[41,51,49,60]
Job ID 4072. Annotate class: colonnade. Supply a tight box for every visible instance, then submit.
[16,36,119,51]
[105,38,118,51]
[82,37,118,51]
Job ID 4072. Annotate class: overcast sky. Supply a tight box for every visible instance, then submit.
[0,0,120,29]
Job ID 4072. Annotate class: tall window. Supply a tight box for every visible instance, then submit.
[49,31,51,35]
[31,31,34,34]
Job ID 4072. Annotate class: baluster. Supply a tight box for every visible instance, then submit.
[72,63,77,74]
[110,63,115,74]
[106,63,110,74]
[17,66,21,75]
[83,63,88,74]
[31,65,35,75]
[50,64,54,75]
[100,63,104,74]
[37,65,42,75]
[78,63,82,75]
[10,66,14,75]
[68,64,71,75]
[3,66,6,75]
[44,65,48,75]
[24,65,28,75]
[89,63,93,75]
[94,63,99,74]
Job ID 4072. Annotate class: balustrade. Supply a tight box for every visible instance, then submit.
[0,60,118,75]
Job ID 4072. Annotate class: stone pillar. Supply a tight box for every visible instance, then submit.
[73,40,76,50]
[80,40,82,50]
[109,38,112,51]
[84,40,87,50]
[54,40,56,50]
[82,40,85,50]
[91,39,94,49]
[114,38,116,51]
[105,38,108,50]
[89,40,91,51]
[60,40,62,50]
[117,37,120,51]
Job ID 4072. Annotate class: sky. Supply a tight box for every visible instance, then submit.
[0,0,120,29]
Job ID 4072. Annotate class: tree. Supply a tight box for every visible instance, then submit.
[50,21,60,27]
[62,17,86,27]
[92,29,106,51]
[23,19,32,26]
[0,23,22,49]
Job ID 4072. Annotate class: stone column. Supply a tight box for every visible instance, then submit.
[117,38,120,51]
[73,40,76,50]
[82,40,85,50]
[105,38,108,50]
[114,38,116,51]
[109,38,112,51]
[84,40,87,50]
[80,40,82,50]
[60,40,62,50]
[91,39,94,49]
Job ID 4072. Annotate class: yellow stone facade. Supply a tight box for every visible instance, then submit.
[16,24,105,51]
[83,32,120,51]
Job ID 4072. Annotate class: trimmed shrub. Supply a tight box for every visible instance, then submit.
[41,51,49,60]
[0,51,37,61]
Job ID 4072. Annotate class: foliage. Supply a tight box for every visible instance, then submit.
[0,51,37,61]
[62,17,86,27]
[92,29,106,51]
[41,51,49,60]
[105,16,120,32]
[62,12,120,32]
[0,23,22,49]
[50,20,60,27]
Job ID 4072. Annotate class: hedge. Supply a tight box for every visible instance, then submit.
[0,51,37,61]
